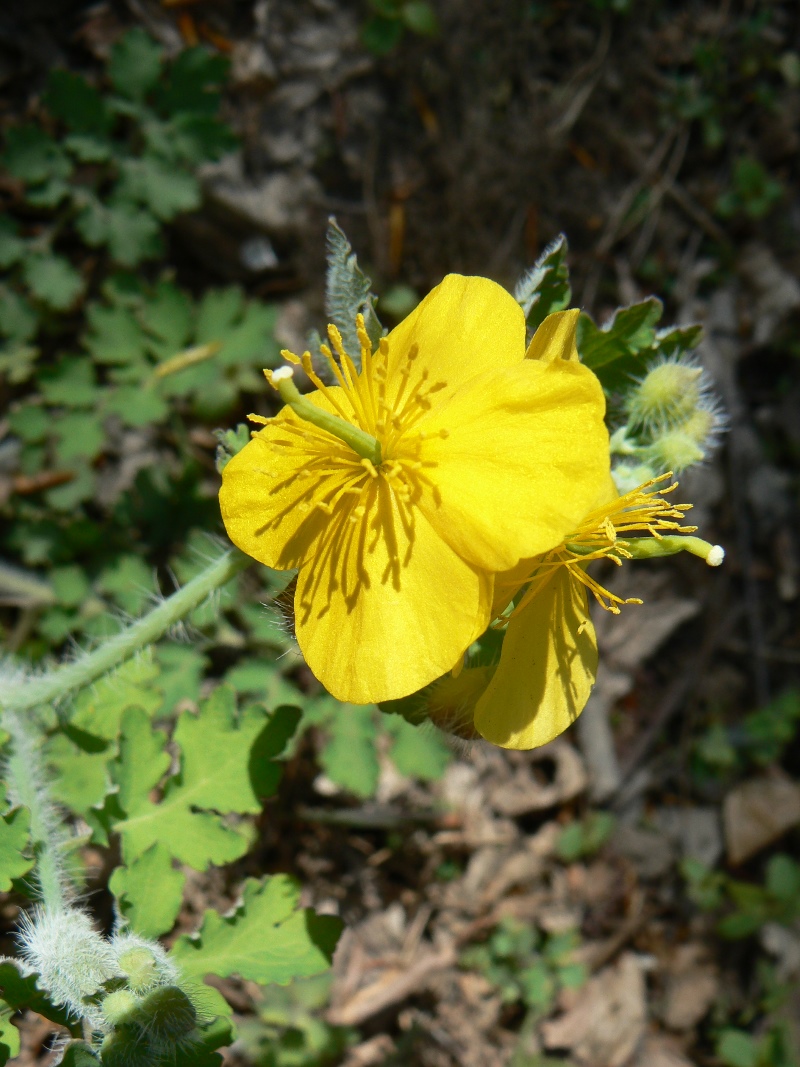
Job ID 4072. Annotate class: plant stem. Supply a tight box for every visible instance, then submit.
[5,711,68,913]
[1,546,251,716]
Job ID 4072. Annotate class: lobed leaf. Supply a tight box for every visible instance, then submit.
[170,875,342,986]
[109,28,163,102]
[0,807,33,891]
[514,234,572,331]
[325,218,382,362]
[109,841,185,939]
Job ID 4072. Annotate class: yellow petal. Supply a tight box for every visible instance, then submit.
[525,308,580,362]
[413,358,609,571]
[473,568,598,750]
[381,274,526,407]
[294,476,493,705]
[219,392,363,571]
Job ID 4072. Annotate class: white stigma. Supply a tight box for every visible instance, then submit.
[272,366,294,382]
[706,545,725,567]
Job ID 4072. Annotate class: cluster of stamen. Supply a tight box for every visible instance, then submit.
[497,473,695,622]
[250,315,452,591]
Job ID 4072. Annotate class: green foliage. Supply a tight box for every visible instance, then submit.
[717,156,783,220]
[106,690,299,869]
[171,875,342,987]
[361,0,439,55]
[556,811,615,862]
[716,1025,797,1067]
[682,854,800,939]
[324,217,382,361]
[694,690,800,779]
[305,698,452,798]
[460,919,586,1018]
[238,974,354,1067]
[514,234,572,332]
[0,806,34,891]
[109,842,186,939]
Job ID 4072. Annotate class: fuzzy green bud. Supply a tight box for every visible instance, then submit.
[133,986,197,1042]
[100,1027,153,1067]
[627,360,703,431]
[101,990,140,1027]
[116,946,159,993]
[424,666,496,740]
[645,430,706,473]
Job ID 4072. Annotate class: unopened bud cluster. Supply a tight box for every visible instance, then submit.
[611,357,724,491]
[18,910,200,1065]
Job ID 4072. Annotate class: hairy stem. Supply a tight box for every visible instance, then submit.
[5,711,68,913]
[1,546,251,716]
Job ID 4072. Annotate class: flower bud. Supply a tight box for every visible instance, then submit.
[424,666,496,740]
[112,934,179,992]
[626,359,703,431]
[101,990,139,1027]
[100,1027,154,1067]
[645,429,706,474]
[132,985,197,1043]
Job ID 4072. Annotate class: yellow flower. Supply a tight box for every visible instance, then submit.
[219,275,608,704]
[471,476,716,750]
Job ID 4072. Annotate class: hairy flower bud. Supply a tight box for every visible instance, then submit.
[101,990,140,1027]
[626,359,703,431]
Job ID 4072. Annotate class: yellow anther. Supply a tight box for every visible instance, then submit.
[248,413,270,425]
[361,458,379,478]
[280,349,303,365]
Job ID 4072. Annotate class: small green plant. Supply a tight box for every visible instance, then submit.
[556,811,616,862]
[682,853,800,939]
[716,156,783,220]
[694,690,800,779]
[360,0,439,56]
[460,919,587,1018]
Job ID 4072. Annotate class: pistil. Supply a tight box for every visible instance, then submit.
[267,367,383,466]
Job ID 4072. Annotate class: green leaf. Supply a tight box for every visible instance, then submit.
[0,218,25,269]
[71,650,163,739]
[57,1041,101,1067]
[76,197,163,267]
[97,555,156,616]
[84,303,147,365]
[170,875,342,985]
[7,405,48,443]
[166,113,237,164]
[46,70,111,134]
[518,962,554,1010]
[111,688,286,869]
[52,411,105,462]
[361,15,404,55]
[0,807,33,891]
[117,157,200,221]
[2,125,71,184]
[0,1003,20,1065]
[717,1029,759,1067]
[155,47,229,117]
[45,464,96,511]
[39,358,96,407]
[324,218,382,361]
[50,565,90,607]
[103,385,168,427]
[766,854,800,901]
[514,234,572,331]
[0,286,38,343]
[224,659,304,707]
[0,959,73,1028]
[401,1,439,36]
[25,177,71,208]
[109,28,163,101]
[195,286,244,339]
[577,297,663,384]
[318,704,379,798]
[64,134,113,163]
[385,716,450,780]
[22,254,84,311]
[155,644,208,716]
[44,732,110,819]
[109,841,185,938]
[140,281,193,352]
